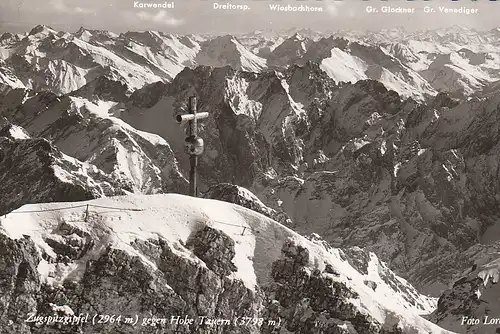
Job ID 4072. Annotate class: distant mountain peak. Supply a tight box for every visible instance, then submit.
[75,26,87,34]
[28,24,55,36]
[291,32,304,39]
[0,32,14,41]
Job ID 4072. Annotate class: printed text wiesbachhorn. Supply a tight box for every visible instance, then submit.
[269,4,323,11]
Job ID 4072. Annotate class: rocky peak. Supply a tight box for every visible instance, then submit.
[284,61,337,114]
[128,81,169,108]
[430,92,460,109]
[290,32,304,41]
[169,65,234,96]
[0,32,16,44]
[276,33,312,50]
[316,36,350,50]
[0,134,126,216]
[429,256,500,333]
[121,30,165,48]
[203,183,292,226]
[351,79,402,113]
[186,225,238,277]
[390,43,420,63]
[268,34,314,68]
[75,26,87,35]
[28,25,55,36]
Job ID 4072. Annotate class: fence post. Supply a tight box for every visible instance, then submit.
[84,204,89,222]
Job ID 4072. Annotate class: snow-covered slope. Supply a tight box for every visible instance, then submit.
[0,194,454,333]
[308,39,437,101]
[0,60,26,89]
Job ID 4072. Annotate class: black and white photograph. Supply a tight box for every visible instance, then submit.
[1,0,500,333]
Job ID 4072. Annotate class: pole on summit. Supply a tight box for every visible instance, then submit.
[176,96,209,197]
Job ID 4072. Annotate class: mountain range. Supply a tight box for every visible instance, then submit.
[1,24,500,333]
[2,25,500,100]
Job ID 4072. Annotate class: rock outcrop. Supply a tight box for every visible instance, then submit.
[203,183,292,226]
[428,256,500,334]
[0,125,126,216]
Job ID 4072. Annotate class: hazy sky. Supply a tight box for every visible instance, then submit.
[0,0,499,34]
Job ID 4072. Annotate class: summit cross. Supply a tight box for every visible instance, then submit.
[176,96,209,197]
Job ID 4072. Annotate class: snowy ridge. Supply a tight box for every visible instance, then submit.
[1,26,166,94]
[384,31,500,94]
[0,194,454,333]
[268,33,313,68]
[237,31,285,56]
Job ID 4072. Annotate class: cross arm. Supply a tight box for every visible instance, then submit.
[176,112,209,124]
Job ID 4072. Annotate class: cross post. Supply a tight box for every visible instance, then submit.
[176,96,209,197]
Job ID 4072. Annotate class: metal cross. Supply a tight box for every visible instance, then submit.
[176,96,209,197]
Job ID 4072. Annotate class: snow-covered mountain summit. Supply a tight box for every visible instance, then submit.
[0,194,454,333]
